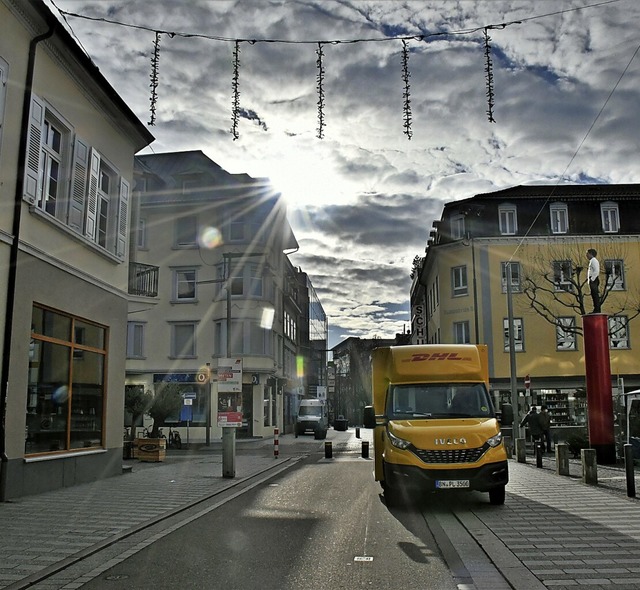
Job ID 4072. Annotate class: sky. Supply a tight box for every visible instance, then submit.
[48,0,640,348]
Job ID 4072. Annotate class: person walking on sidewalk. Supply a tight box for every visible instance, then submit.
[539,405,552,453]
[520,406,543,451]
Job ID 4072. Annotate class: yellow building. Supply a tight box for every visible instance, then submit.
[412,184,640,429]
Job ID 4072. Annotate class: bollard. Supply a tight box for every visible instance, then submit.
[581,448,598,485]
[503,435,513,459]
[324,441,332,459]
[515,438,527,463]
[274,427,279,460]
[362,440,369,459]
[624,443,636,498]
[556,443,570,476]
[535,442,543,468]
[356,427,361,439]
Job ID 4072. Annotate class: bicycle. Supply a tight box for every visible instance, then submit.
[142,426,166,441]
[167,427,182,449]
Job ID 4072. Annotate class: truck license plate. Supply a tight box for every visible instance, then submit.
[436,480,470,489]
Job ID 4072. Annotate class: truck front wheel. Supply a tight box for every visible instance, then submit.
[489,485,506,505]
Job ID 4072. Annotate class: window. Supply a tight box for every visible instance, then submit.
[604,259,625,291]
[556,317,577,351]
[127,322,145,358]
[498,204,517,235]
[601,202,619,233]
[26,306,106,454]
[175,215,198,247]
[229,215,245,241]
[173,268,197,301]
[503,318,524,352]
[451,265,468,297]
[501,261,521,293]
[453,321,470,344]
[451,215,465,239]
[23,95,130,260]
[215,320,272,356]
[137,218,147,249]
[553,260,573,292]
[284,310,297,342]
[609,316,629,349]
[550,202,568,234]
[227,264,265,298]
[171,322,197,357]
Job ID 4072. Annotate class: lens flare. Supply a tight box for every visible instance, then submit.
[198,226,223,249]
[260,307,275,329]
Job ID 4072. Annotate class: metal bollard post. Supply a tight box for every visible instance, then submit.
[581,448,598,485]
[324,441,332,459]
[274,427,279,460]
[556,443,570,476]
[356,427,361,439]
[515,438,527,463]
[362,440,369,458]
[624,443,636,498]
[535,442,543,468]
[503,435,512,459]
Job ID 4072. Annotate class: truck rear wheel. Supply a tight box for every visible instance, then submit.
[489,485,506,505]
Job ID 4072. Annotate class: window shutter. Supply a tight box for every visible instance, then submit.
[85,149,100,240]
[23,94,45,204]
[68,138,89,233]
[116,177,130,260]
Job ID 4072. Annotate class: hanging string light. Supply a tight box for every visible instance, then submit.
[401,40,413,140]
[316,42,326,139]
[231,40,241,140]
[483,28,496,123]
[148,31,161,126]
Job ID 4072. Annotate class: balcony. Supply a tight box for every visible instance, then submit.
[128,262,159,297]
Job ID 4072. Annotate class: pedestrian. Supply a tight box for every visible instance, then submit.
[520,406,543,451]
[587,248,601,313]
[539,405,552,453]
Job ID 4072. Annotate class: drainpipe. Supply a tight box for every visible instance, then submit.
[0,23,56,502]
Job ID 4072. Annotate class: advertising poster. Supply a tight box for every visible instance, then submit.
[217,358,243,427]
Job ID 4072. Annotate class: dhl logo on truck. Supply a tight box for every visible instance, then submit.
[401,352,472,362]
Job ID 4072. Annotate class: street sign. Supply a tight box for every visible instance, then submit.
[524,374,531,390]
[183,391,197,399]
[183,398,193,406]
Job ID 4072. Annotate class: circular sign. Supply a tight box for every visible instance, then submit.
[196,371,208,383]
[524,374,531,389]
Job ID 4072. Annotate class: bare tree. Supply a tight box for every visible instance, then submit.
[518,241,640,339]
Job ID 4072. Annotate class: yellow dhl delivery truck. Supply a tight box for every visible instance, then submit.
[363,344,509,505]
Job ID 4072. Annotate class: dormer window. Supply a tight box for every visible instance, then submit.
[550,202,568,234]
[601,201,619,233]
[451,214,465,239]
[498,204,517,235]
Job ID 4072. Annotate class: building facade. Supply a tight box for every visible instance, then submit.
[412,184,640,433]
[127,151,327,440]
[0,0,153,499]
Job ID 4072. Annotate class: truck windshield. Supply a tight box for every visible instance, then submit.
[299,406,321,417]
[387,383,494,419]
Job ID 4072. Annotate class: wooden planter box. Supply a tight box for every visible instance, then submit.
[133,438,166,462]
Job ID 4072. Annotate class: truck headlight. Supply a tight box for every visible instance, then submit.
[387,430,411,450]
[487,432,503,448]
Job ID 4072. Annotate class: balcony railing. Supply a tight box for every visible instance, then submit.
[129,262,159,297]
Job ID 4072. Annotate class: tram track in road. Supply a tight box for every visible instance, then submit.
[6,458,302,590]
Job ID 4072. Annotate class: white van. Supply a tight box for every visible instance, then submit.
[295,399,328,439]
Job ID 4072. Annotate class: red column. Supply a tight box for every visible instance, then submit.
[583,314,616,464]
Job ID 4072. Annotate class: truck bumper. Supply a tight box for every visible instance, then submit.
[384,460,508,492]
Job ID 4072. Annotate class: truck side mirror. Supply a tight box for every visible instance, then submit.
[363,405,376,429]
[500,403,514,426]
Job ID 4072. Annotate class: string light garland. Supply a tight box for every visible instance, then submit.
[316,43,326,140]
[148,31,160,126]
[52,0,623,136]
[401,40,413,140]
[483,28,496,124]
[231,40,241,140]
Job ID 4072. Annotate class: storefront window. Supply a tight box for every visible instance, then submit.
[25,306,106,454]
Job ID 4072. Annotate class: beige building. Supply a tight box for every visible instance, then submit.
[412,184,640,432]
[0,0,153,499]
[127,151,305,441]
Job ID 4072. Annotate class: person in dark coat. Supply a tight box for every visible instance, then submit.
[539,405,552,453]
[520,406,543,449]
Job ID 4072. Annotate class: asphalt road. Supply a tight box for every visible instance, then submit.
[79,450,462,590]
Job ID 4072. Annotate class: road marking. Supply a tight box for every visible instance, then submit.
[354,556,373,562]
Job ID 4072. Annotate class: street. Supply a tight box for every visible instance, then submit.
[4,428,640,590]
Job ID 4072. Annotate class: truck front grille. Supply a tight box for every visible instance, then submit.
[411,444,489,464]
